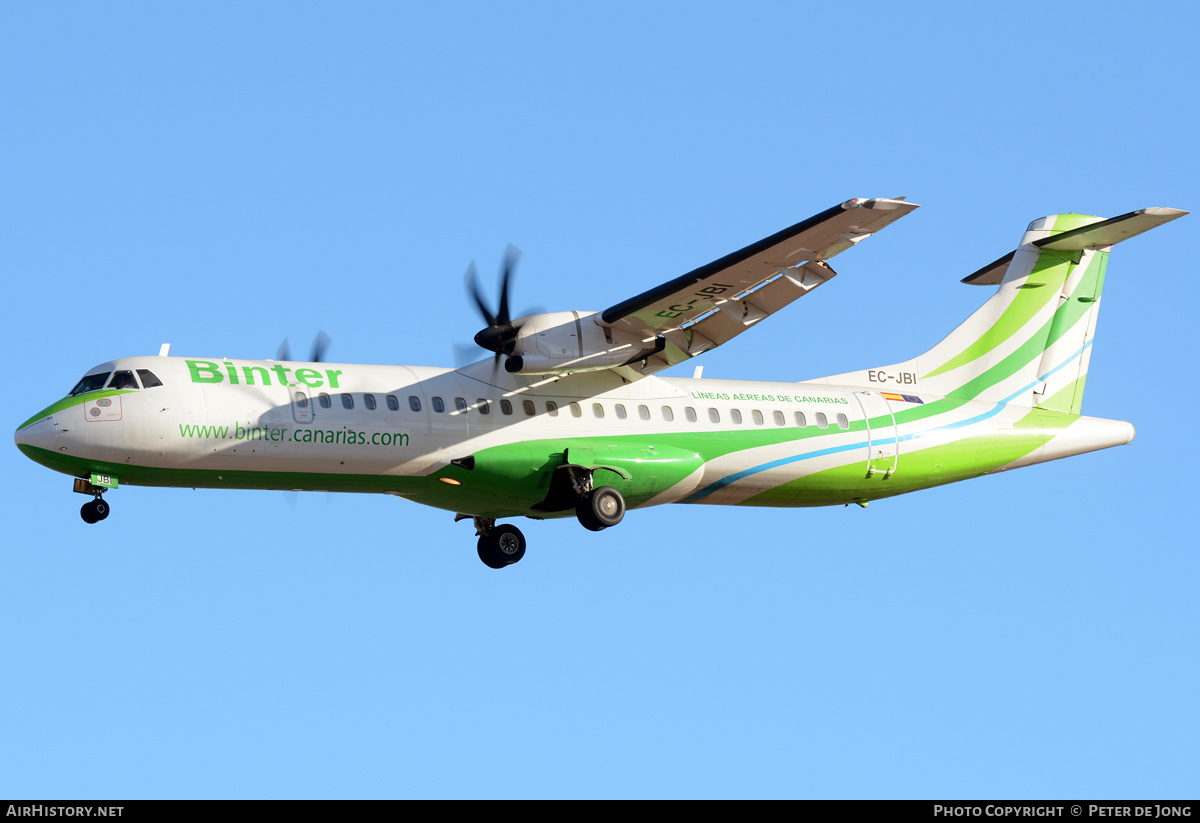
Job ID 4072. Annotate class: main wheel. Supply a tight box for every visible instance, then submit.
[576,486,625,532]
[477,524,526,568]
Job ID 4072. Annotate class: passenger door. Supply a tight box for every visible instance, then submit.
[853,391,899,478]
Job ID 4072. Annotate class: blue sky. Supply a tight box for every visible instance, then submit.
[3,2,1197,799]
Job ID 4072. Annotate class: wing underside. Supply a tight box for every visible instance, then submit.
[599,197,919,378]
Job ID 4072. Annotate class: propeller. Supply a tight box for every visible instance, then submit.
[275,330,332,508]
[276,330,332,363]
[466,246,523,364]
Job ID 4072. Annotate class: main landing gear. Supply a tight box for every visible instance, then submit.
[576,486,625,532]
[462,480,627,569]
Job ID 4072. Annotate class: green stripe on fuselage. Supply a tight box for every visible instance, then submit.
[942,250,1105,402]
[739,405,1058,507]
[925,249,1077,379]
[16,390,136,432]
[18,392,1080,519]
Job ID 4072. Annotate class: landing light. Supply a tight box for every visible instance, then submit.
[439,477,462,486]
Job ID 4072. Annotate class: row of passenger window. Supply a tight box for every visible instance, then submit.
[298,392,406,411]
[69,369,164,395]
[300,391,851,430]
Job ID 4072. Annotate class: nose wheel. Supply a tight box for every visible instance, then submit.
[80,496,109,524]
[470,517,527,569]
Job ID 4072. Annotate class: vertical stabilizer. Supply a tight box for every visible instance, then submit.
[815,208,1185,412]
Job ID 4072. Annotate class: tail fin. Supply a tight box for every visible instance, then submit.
[818,208,1186,412]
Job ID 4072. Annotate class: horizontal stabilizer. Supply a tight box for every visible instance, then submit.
[961,250,1015,286]
[1035,207,1188,251]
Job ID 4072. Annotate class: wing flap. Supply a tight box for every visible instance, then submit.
[633,259,842,376]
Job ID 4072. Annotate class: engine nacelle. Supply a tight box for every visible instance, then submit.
[503,311,661,375]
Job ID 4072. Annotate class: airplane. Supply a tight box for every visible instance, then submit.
[14,197,1186,568]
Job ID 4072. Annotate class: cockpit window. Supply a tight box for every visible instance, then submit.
[137,369,163,388]
[107,370,139,390]
[69,372,112,396]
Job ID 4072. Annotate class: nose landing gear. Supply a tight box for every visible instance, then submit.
[469,516,527,569]
[80,496,109,524]
[73,477,112,524]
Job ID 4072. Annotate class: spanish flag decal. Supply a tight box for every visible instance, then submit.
[881,392,923,404]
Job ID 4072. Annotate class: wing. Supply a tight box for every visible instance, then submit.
[600,197,919,378]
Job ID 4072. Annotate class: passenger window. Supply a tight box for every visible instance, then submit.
[500,399,513,415]
[408,395,421,412]
[731,409,743,424]
[615,404,627,420]
[794,411,806,427]
[365,394,377,411]
[773,410,785,426]
[108,370,139,390]
[319,393,332,409]
[432,396,445,413]
[70,372,111,396]
[685,407,697,423]
[752,409,764,425]
[708,408,720,424]
[638,405,650,420]
[837,413,849,430]
[569,403,582,418]
[592,403,604,419]
[816,412,828,429]
[386,395,399,411]
[294,391,308,408]
[477,399,490,415]
[455,397,467,413]
[546,401,558,417]
[137,369,163,388]
[661,406,674,422]
[523,400,535,416]
[342,393,354,410]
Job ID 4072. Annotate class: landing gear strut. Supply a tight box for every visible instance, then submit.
[470,516,526,569]
[458,466,629,567]
[554,463,627,532]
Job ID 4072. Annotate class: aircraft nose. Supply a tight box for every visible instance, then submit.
[14,416,57,455]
